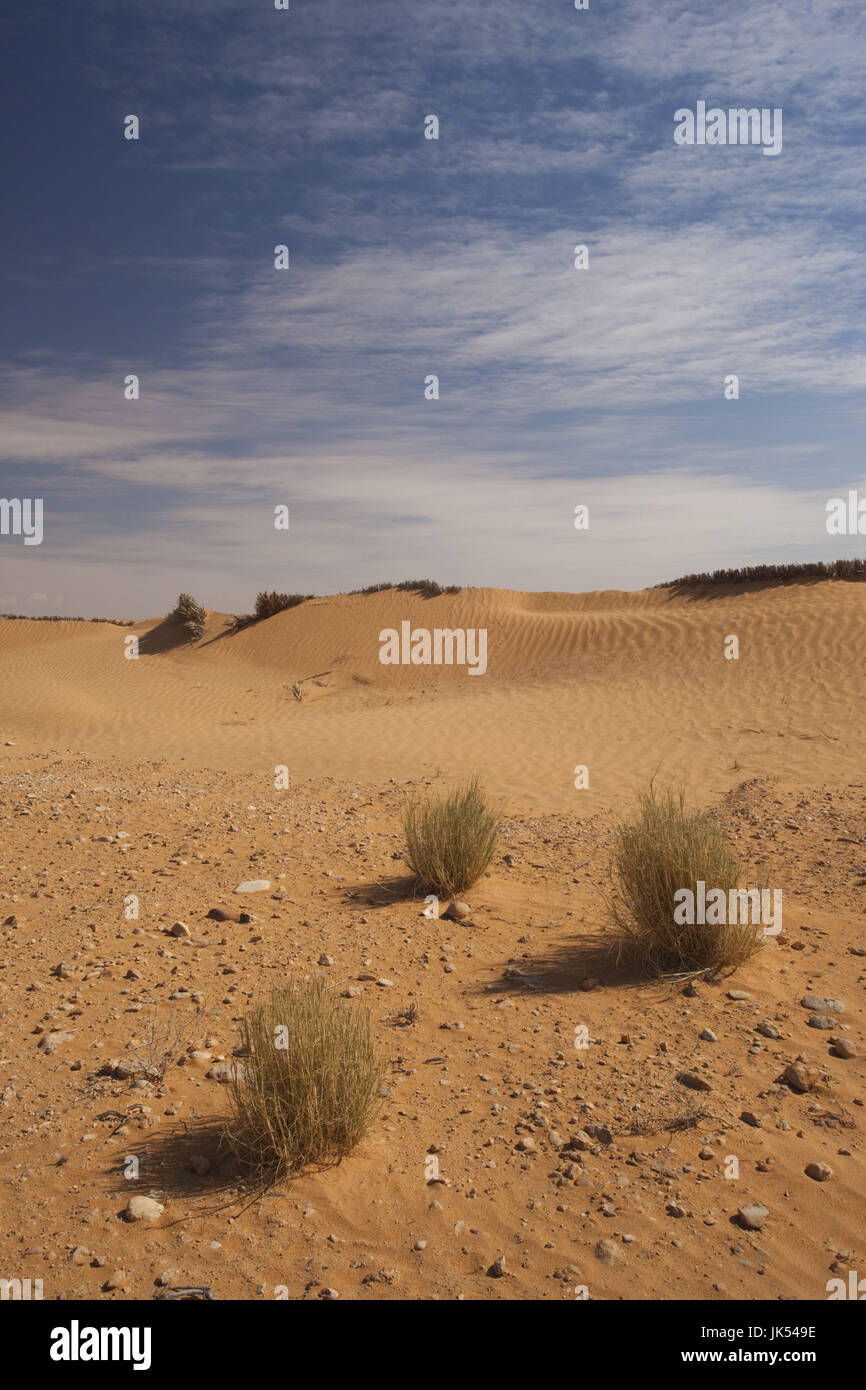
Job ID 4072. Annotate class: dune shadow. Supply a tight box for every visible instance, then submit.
[342,874,420,908]
[137,615,201,655]
[476,929,649,998]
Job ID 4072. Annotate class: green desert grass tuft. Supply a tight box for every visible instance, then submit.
[223,979,384,1181]
[608,784,763,976]
[403,776,500,898]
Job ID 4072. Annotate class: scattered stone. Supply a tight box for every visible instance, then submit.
[728,990,750,1001]
[413,1239,427,1251]
[206,1061,246,1084]
[808,1014,836,1030]
[234,880,270,894]
[68,1245,90,1265]
[700,1029,717,1042]
[805,1162,832,1183]
[38,1031,75,1054]
[445,901,471,921]
[318,1287,339,1300]
[595,1238,621,1266]
[831,1039,856,1059]
[318,953,334,966]
[666,1200,686,1218]
[168,921,191,938]
[103,1271,128,1291]
[678,1070,712,1092]
[801,994,844,1014]
[125,1196,164,1224]
[757,1020,782,1039]
[782,1061,816,1093]
[740,1111,763,1128]
[487,1255,507,1278]
[515,1136,536,1153]
[737,1203,768,1231]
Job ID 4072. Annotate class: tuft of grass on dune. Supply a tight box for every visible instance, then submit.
[223,979,384,1181]
[608,784,764,977]
[403,776,500,899]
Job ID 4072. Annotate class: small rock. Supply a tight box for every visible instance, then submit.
[801,994,844,1014]
[318,953,334,967]
[413,1239,427,1251]
[125,1195,164,1224]
[700,1029,717,1042]
[515,1136,536,1153]
[318,1287,339,1300]
[728,990,750,1001]
[206,1061,246,1084]
[68,1245,90,1266]
[805,1162,832,1183]
[782,1061,816,1093]
[445,901,471,921]
[595,1238,621,1266]
[678,1070,712,1092]
[168,921,191,938]
[38,1031,75,1054]
[737,1202,768,1231]
[740,1111,763,1128]
[487,1255,507,1278]
[808,1014,836,1030]
[234,880,270,894]
[831,1038,856,1059]
[757,1020,782,1039]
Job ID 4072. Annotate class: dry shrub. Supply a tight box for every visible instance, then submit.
[403,776,500,898]
[254,591,311,620]
[609,785,764,976]
[171,592,207,639]
[223,980,384,1180]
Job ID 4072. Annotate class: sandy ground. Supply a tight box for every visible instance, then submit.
[0,581,862,1301]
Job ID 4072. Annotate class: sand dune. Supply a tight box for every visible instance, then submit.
[1,582,863,810]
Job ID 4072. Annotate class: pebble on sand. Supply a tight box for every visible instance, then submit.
[736,1202,768,1231]
[805,1162,833,1182]
[125,1195,164,1224]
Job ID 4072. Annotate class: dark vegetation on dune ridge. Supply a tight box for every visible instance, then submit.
[0,613,135,624]
[349,579,462,597]
[659,558,866,587]
[227,591,314,631]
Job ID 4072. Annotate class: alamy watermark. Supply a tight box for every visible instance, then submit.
[0,497,43,545]
[674,102,782,157]
[674,881,781,936]
[379,622,487,676]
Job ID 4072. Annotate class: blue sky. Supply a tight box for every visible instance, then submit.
[1,0,865,617]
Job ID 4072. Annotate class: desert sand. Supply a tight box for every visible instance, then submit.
[0,581,862,1300]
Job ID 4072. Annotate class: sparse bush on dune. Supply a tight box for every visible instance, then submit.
[659,558,866,587]
[223,979,384,1180]
[349,579,462,598]
[609,784,763,976]
[171,592,207,639]
[254,591,312,620]
[403,776,500,898]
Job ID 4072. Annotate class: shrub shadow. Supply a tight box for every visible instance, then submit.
[342,875,420,908]
[476,929,649,997]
